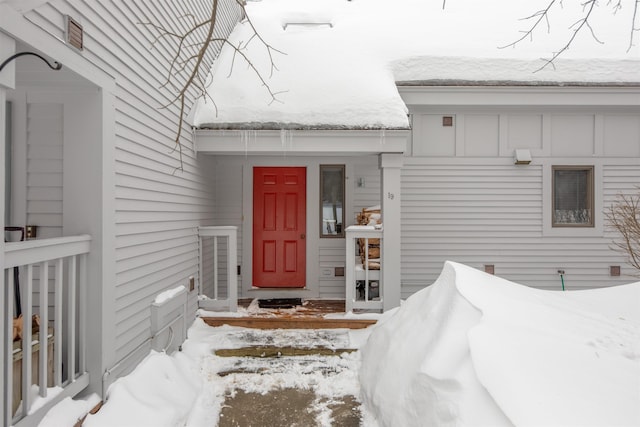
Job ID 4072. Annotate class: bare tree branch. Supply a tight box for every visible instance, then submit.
[498,0,558,50]
[605,188,640,276]
[628,0,640,51]
[141,0,284,172]
[498,0,638,71]
[535,0,601,71]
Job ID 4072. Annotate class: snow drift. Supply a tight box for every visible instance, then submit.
[360,261,640,427]
[82,351,201,427]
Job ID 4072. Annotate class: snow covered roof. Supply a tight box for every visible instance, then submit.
[190,0,640,130]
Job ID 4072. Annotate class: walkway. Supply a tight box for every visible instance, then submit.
[200,299,377,426]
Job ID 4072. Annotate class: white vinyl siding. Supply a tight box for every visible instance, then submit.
[318,240,347,298]
[353,158,381,216]
[403,108,640,296]
[26,103,63,240]
[401,163,543,295]
[22,103,64,319]
[21,0,242,361]
[400,160,639,295]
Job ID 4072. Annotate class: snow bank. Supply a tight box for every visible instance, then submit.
[38,394,101,427]
[359,262,510,426]
[82,351,201,427]
[360,261,640,427]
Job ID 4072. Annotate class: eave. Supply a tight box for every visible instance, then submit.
[193,129,410,156]
[398,84,640,107]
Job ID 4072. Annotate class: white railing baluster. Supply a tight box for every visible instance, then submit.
[364,237,370,302]
[228,233,237,312]
[22,264,33,416]
[198,235,203,296]
[54,257,63,387]
[39,261,49,398]
[3,270,14,426]
[213,236,218,300]
[67,255,76,383]
[78,253,87,374]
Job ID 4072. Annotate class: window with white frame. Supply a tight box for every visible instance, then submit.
[552,166,594,227]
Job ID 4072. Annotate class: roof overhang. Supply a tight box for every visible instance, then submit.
[193,129,409,156]
[398,84,640,107]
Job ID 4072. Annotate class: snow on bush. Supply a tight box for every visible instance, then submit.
[360,261,640,427]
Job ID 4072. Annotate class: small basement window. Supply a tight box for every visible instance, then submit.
[320,165,345,238]
[552,166,594,227]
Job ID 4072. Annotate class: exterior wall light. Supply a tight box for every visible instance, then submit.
[514,149,532,165]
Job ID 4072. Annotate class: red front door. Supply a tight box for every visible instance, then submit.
[253,167,306,288]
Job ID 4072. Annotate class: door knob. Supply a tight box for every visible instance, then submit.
[300,233,306,239]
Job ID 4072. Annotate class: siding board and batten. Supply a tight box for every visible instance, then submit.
[402,108,640,295]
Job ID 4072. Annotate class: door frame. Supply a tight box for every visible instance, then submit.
[242,159,320,298]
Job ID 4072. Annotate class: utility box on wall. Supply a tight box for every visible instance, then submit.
[150,286,188,354]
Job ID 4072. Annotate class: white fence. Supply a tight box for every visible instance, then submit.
[345,225,383,312]
[198,226,238,312]
[3,235,91,427]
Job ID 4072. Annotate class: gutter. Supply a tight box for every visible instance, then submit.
[395,79,640,87]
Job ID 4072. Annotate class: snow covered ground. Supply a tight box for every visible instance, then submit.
[39,323,374,427]
[38,262,639,427]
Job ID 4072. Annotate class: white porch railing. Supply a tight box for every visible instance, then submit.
[345,225,383,312]
[198,226,238,312]
[3,235,91,427]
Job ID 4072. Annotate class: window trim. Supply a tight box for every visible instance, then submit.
[319,164,345,238]
[551,165,595,228]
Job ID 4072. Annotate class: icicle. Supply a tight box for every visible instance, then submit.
[240,130,248,157]
[252,130,257,154]
[379,128,386,145]
[280,129,293,156]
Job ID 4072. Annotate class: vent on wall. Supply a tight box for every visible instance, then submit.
[65,16,83,51]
